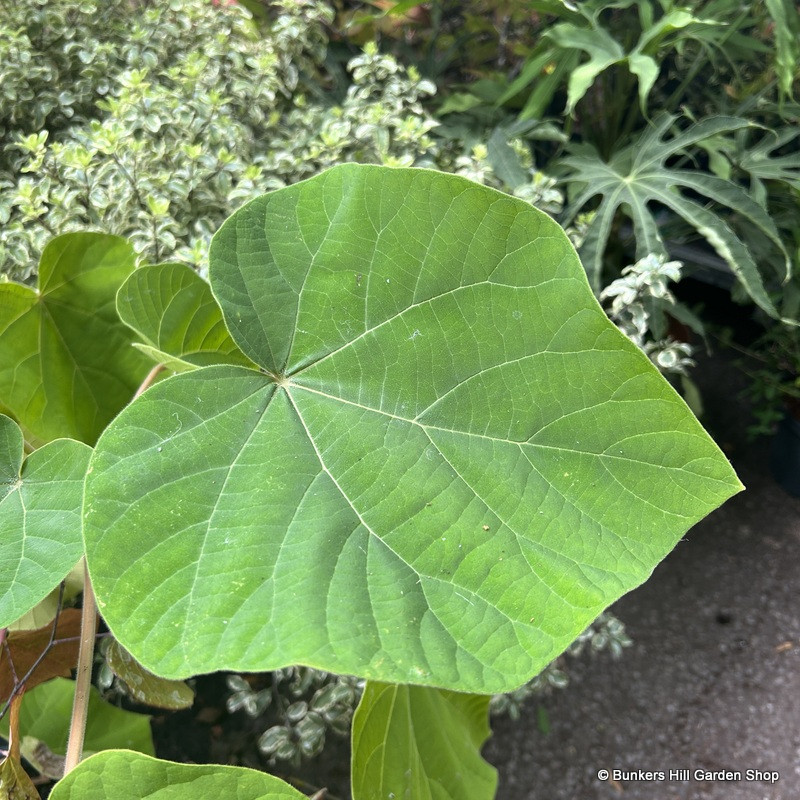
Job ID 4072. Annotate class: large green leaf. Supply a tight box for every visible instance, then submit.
[351,682,496,800]
[0,678,154,756]
[0,233,150,445]
[116,262,256,371]
[49,751,305,800]
[0,415,90,629]
[560,114,790,315]
[84,165,741,693]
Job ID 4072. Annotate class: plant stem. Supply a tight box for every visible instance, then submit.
[9,692,23,762]
[62,366,163,774]
[135,364,165,398]
[64,560,97,774]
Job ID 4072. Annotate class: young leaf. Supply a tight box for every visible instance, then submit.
[0,678,154,757]
[84,165,742,693]
[0,415,91,629]
[0,233,150,445]
[48,750,306,800]
[351,682,497,800]
[560,114,790,315]
[116,263,256,370]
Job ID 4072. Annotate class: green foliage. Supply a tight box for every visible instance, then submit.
[0,415,90,629]
[227,669,360,764]
[102,640,195,712]
[0,678,154,758]
[601,254,696,375]
[559,114,790,316]
[0,161,742,796]
[82,166,740,697]
[505,0,718,120]
[0,0,442,281]
[489,611,632,719]
[116,262,255,371]
[351,683,497,800]
[0,233,149,445]
[48,750,305,800]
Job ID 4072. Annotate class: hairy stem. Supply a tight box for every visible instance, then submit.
[135,363,165,399]
[64,560,97,774]
[63,365,163,774]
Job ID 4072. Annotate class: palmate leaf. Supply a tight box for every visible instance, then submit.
[116,262,256,372]
[49,751,305,800]
[0,415,90,629]
[560,114,791,316]
[0,233,151,446]
[351,683,497,800]
[731,127,800,191]
[83,165,741,693]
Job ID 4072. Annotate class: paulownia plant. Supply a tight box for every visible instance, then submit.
[0,164,741,798]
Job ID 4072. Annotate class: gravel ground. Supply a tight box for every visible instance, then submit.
[486,353,800,800]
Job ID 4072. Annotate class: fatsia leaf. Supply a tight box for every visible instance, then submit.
[0,234,150,446]
[733,127,800,190]
[560,114,790,315]
[0,415,90,629]
[0,610,82,702]
[48,751,305,800]
[116,263,256,370]
[545,24,623,112]
[105,641,194,711]
[0,679,154,757]
[83,165,742,693]
[351,682,497,800]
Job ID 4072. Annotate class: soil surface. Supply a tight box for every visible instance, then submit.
[485,351,800,800]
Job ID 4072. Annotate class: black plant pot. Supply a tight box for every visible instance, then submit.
[770,412,800,498]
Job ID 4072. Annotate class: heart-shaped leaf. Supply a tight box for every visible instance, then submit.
[0,678,154,757]
[84,165,741,692]
[116,262,255,371]
[0,415,91,629]
[48,751,305,800]
[0,233,150,445]
[351,682,497,800]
